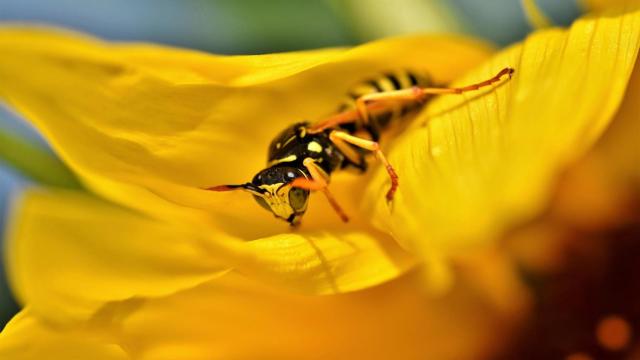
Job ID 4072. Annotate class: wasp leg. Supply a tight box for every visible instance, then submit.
[310,68,513,133]
[325,132,367,171]
[355,67,514,124]
[329,131,398,201]
[308,109,362,134]
[291,158,349,222]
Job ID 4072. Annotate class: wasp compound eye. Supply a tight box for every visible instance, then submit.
[288,187,309,212]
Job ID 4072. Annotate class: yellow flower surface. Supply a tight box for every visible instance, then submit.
[1,7,640,359]
[591,54,640,186]
[1,268,528,360]
[0,27,493,310]
[5,189,414,324]
[0,27,489,228]
[581,0,640,12]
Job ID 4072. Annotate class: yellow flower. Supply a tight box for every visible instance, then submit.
[582,0,640,12]
[1,7,640,359]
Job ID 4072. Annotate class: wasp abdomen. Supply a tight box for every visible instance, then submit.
[337,70,432,139]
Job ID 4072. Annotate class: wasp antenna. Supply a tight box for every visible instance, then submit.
[204,183,266,196]
[243,183,267,195]
[204,184,240,192]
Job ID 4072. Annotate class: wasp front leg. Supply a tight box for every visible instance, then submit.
[290,158,349,222]
[329,131,398,201]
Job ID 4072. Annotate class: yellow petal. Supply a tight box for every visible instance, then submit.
[580,0,640,12]
[0,27,492,231]
[6,189,227,324]
[99,269,525,360]
[6,189,413,324]
[0,310,128,360]
[547,51,640,229]
[363,11,640,262]
[0,258,527,360]
[590,52,640,185]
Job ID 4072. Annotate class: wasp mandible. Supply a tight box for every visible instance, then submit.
[206,67,514,225]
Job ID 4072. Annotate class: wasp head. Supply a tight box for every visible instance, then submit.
[249,167,310,225]
[206,167,310,225]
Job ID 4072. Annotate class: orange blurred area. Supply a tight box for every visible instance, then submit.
[596,315,632,351]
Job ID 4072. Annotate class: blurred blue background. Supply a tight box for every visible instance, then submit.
[0,0,582,327]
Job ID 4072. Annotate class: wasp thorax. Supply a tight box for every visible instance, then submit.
[251,167,310,224]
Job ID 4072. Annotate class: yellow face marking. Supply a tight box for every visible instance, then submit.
[258,183,295,220]
[268,154,297,166]
[307,141,323,153]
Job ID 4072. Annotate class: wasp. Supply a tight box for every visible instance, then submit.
[206,67,514,225]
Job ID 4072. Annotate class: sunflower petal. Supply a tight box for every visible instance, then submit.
[0,310,128,360]
[2,267,525,360]
[0,27,492,229]
[591,53,640,184]
[580,0,640,12]
[6,189,413,324]
[363,10,640,261]
[5,189,227,324]
[99,270,522,360]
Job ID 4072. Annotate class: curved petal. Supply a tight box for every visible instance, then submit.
[363,11,640,261]
[0,27,492,231]
[99,269,525,360]
[591,54,640,185]
[6,189,413,324]
[0,310,128,360]
[5,189,227,324]
[581,0,640,12]
[547,53,640,230]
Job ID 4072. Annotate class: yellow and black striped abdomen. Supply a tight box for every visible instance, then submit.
[336,69,432,139]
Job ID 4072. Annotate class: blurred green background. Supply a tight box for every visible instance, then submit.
[0,0,583,328]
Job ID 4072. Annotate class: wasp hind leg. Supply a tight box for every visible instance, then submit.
[290,158,349,222]
[354,67,514,125]
[309,68,513,134]
[329,131,398,201]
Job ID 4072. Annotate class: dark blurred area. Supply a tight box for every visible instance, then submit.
[511,222,640,359]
